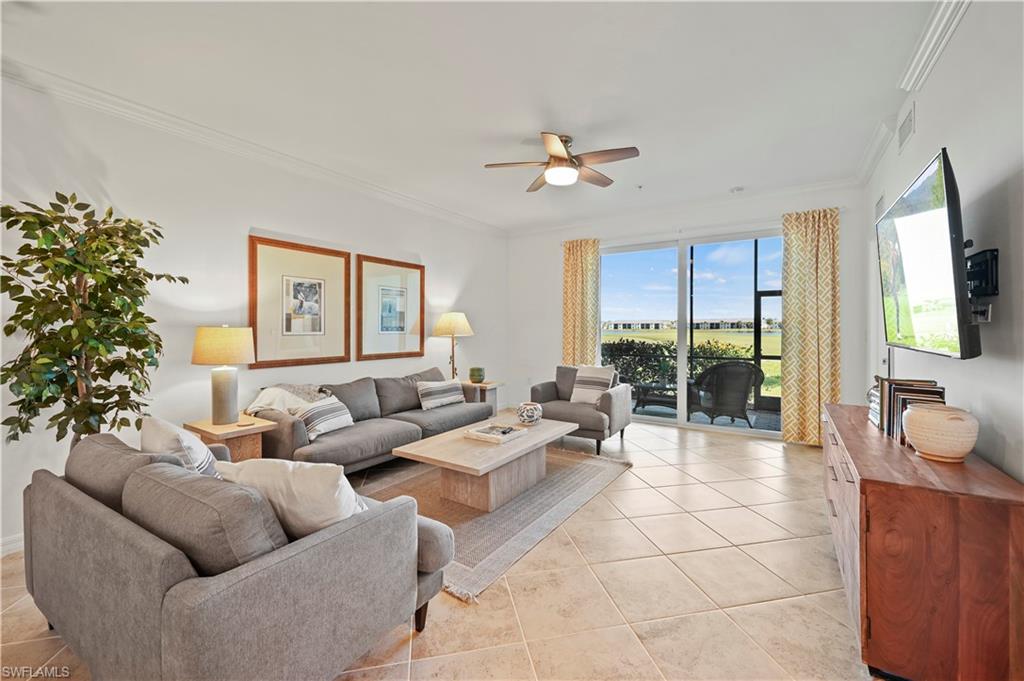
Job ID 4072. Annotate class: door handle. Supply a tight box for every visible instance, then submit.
[828,432,839,447]
[828,499,838,518]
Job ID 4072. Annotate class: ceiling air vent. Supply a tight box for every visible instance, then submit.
[897,103,915,153]
[875,194,887,220]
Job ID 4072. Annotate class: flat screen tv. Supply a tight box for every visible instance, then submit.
[875,148,981,359]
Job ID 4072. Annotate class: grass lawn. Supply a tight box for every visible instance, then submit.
[601,328,782,397]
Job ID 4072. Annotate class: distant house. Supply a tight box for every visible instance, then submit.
[603,320,677,331]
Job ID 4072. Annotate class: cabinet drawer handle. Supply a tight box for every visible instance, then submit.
[827,465,838,482]
[828,499,838,517]
[839,460,855,484]
[828,432,839,447]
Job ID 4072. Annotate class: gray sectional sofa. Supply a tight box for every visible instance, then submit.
[23,433,454,681]
[257,367,494,470]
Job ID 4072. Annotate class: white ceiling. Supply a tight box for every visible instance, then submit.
[2,2,932,231]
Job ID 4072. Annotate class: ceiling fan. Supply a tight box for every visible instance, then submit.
[484,132,639,192]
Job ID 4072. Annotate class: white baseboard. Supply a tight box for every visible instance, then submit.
[1,533,24,556]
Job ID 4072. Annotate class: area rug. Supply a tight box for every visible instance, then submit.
[361,448,630,602]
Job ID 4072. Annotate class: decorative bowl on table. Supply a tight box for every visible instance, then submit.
[517,402,543,425]
[902,403,979,463]
[469,367,485,384]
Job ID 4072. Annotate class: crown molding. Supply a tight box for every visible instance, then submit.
[856,117,897,183]
[2,58,500,234]
[899,0,971,92]
[510,177,863,238]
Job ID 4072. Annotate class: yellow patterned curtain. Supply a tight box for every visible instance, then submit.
[562,239,601,366]
[781,208,841,445]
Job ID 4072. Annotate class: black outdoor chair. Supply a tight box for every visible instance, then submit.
[687,361,765,428]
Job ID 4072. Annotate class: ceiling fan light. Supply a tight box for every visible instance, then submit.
[544,165,579,186]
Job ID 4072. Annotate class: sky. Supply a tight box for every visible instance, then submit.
[601,237,783,322]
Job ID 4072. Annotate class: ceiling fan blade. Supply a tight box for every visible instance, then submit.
[574,147,639,166]
[484,161,548,168]
[526,172,547,192]
[579,165,614,188]
[541,132,570,160]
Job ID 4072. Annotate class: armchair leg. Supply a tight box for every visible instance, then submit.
[596,440,602,456]
[620,428,625,441]
[415,602,429,633]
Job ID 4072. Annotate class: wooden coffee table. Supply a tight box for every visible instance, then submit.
[392,416,577,512]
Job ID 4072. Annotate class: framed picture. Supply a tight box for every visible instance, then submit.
[357,254,424,360]
[248,235,350,368]
[378,286,407,334]
[283,276,325,335]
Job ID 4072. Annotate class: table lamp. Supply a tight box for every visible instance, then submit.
[432,312,474,379]
[191,326,256,425]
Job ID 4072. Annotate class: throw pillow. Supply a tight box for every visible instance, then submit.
[417,379,465,411]
[293,395,353,441]
[140,416,221,478]
[214,458,368,539]
[569,365,617,405]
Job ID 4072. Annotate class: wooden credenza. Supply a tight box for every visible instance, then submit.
[822,404,1023,681]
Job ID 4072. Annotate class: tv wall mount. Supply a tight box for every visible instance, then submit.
[965,241,998,323]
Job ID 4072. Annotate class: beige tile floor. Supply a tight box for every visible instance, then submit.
[0,422,870,681]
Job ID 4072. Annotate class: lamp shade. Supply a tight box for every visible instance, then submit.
[432,312,474,337]
[191,326,255,366]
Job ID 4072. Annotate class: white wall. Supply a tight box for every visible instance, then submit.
[0,83,510,545]
[504,182,871,409]
[864,2,1024,482]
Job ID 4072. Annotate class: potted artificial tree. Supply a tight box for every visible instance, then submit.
[1,192,188,448]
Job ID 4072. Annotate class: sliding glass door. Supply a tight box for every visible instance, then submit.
[600,244,679,422]
[686,236,782,431]
[598,233,782,433]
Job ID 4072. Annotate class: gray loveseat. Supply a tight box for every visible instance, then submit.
[257,367,493,470]
[531,365,632,454]
[23,433,454,681]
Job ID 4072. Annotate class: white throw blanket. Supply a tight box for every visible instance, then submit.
[245,386,314,416]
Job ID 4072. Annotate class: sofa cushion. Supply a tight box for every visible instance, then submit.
[64,433,185,512]
[555,365,578,400]
[322,377,381,421]
[387,402,492,438]
[376,368,445,416]
[294,395,354,441]
[141,416,221,478]
[539,400,609,433]
[293,418,422,466]
[570,365,617,405]
[122,463,288,576]
[215,458,367,539]
[416,379,465,411]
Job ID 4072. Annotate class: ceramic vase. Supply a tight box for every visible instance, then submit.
[517,402,543,426]
[902,403,979,463]
[469,367,485,384]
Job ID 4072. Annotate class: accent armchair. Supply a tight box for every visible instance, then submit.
[530,365,632,454]
[687,360,765,427]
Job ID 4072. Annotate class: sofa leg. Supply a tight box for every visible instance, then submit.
[596,440,602,456]
[415,603,429,633]
[47,622,54,631]
[620,428,625,441]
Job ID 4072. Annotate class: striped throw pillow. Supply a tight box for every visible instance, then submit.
[294,396,354,441]
[570,365,617,404]
[417,380,466,411]
[140,416,222,478]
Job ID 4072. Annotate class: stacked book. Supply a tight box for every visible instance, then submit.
[872,376,946,446]
[867,385,881,428]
